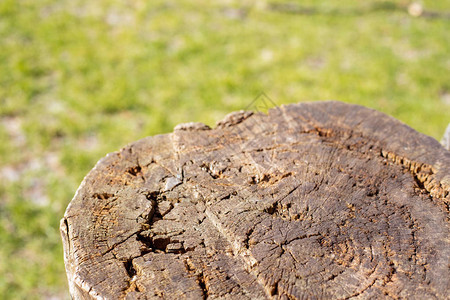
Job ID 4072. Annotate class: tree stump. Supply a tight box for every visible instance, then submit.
[60,101,449,299]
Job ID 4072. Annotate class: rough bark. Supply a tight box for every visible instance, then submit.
[61,101,450,299]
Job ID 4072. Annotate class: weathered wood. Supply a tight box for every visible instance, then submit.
[61,101,450,299]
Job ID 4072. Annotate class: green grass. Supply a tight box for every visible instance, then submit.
[0,0,449,298]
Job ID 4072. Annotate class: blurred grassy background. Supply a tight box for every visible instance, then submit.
[0,0,449,298]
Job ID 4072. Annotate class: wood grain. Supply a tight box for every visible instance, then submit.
[61,101,450,299]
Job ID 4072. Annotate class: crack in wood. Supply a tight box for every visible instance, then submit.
[62,102,450,299]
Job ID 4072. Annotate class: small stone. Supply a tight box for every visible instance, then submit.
[408,2,423,17]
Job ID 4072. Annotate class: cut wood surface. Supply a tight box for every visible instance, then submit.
[60,101,450,299]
